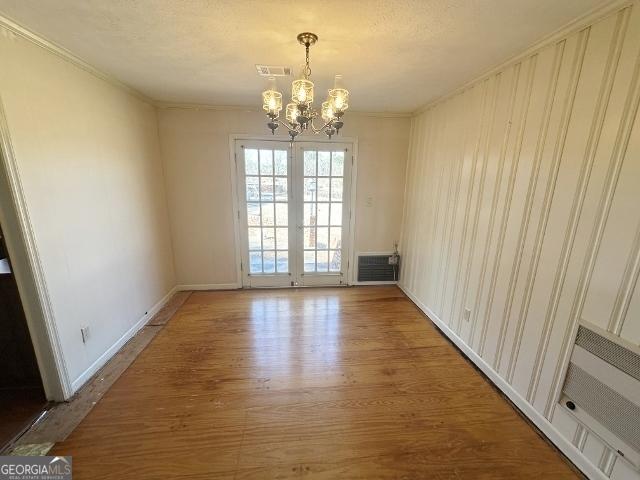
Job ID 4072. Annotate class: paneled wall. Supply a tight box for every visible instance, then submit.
[400,4,640,479]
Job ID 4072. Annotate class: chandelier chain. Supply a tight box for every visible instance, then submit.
[304,45,311,79]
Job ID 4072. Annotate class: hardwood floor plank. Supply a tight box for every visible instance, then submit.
[51,286,580,479]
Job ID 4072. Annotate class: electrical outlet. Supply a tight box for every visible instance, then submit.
[80,326,90,344]
[463,308,471,322]
[365,196,373,207]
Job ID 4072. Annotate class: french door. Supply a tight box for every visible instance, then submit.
[236,139,352,287]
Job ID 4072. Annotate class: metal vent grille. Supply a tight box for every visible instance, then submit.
[357,255,398,282]
[575,326,640,381]
[563,364,640,452]
[255,65,292,77]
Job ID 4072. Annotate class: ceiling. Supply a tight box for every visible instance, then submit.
[0,0,610,113]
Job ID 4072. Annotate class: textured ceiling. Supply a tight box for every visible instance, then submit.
[0,0,610,112]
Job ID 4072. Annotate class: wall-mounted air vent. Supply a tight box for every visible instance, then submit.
[357,254,399,283]
[560,323,640,471]
[255,65,292,77]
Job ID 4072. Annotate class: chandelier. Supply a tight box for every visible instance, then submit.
[261,32,350,142]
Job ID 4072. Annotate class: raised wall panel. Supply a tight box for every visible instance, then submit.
[400,4,640,479]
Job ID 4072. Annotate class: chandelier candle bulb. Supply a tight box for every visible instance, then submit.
[262,77,282,116]
[286,103,300,125]
[260,32,349,142]
[292,78,314,105]
[321,101,335,122]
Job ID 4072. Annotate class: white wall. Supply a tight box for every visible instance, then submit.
[0,25,175,397]
[157,107,409,287]
[400,3,640,480]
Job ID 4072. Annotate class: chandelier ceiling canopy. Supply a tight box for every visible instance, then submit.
[261,32,349,142]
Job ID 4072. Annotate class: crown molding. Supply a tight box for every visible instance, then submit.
[155,101,412,118]
[155,102,260,113]
[412,0,636,115]
[0,13,154,105]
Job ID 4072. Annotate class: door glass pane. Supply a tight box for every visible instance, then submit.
[329,227,342,249]
[248,228,261,250]
[304,251,315,272]
[304,151,316,176]
[329,250,341,271]
[330,203,342,226]
[277,251,288,273]
[263,251,276,273]
[274,150,287,175]
[250,252,262,273]
[261,203,274,226]
[303,203,316,226]
[259,150,273,175]
[303,178,316,201]
[317,178,330,201]
[276,228,288,250]
[244,146,289,276]
[331,178,343,201]
[316,250,329,271]
[303,228,315,249]
[316,227,328,249]
[331,152,344,176]
[318,152,330,176]
[274,178,287,201]
[260,177,273,201]
[247,203,260,226]
[246,177,259,201]
[245,149,259,175]
[262,228,275,250]
[275,203,288,226]
[317,203,329,226]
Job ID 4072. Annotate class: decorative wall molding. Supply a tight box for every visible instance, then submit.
[543,8,630,418]
[504,43,565,383]
[454,75,502,335]
[446,81,489,330]
[525,28,590,403]
[468,67,519,349]
[492,56,538,367]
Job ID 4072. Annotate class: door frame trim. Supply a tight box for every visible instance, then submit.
[0,98,72,400]
[228,134,358,287]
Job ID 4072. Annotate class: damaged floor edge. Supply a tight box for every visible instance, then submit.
[1,290,192,456]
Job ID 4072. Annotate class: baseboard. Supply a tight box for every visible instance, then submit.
[69,285,178,393]
[176,283,240,291]
[350,280,398,286]
[398,283,607,480]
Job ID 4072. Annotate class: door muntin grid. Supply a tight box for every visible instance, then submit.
[302,149,345,274]
[244,147,290,275]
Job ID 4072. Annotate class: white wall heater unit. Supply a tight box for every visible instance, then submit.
[559,322,640,471]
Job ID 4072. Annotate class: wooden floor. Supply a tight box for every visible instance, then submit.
[53,287,579,479]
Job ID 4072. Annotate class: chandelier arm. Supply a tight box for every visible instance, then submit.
[274,118,305,137]
[309,117,334,134]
